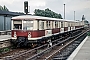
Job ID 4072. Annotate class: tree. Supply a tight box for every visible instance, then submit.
[0,5,3,10]
[82,15,85,20]
[3,5,9,11]
[34,8,63,19]
[0,5,9,11]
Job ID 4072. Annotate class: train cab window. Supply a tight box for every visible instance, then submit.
[23,20,33,30]
[14,24,22,29]
[13,20,22,30]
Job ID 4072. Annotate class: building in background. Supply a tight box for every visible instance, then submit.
[0,10,24,31]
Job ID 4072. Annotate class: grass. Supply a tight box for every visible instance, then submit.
[0,47,10,53]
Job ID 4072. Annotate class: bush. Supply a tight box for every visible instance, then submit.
[4,48,9,52]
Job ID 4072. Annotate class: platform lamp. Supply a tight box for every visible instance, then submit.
[74,11,75,20]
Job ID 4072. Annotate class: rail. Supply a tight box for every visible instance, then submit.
[5,44,47,60]
[4,34,65,60]
[45,31,87,60]
[27,30,85,60]
[4,29,88,60]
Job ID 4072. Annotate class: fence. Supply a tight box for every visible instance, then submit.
[0,30,11,35]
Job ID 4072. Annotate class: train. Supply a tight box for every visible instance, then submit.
[10,15,84,47]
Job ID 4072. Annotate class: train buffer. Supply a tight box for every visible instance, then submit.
[67,36,90,60]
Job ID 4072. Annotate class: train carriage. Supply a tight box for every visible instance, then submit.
[11,15,84,47]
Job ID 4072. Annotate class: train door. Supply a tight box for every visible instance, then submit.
[60,22,64,33]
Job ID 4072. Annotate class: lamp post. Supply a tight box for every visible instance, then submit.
[74,11,75,20]
[29,6,30,13]
[64,4,65,19]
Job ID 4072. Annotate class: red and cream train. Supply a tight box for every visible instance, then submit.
[11,15,84,47]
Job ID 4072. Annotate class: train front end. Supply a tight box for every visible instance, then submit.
[11,16,34,47]
[11,30,29,47]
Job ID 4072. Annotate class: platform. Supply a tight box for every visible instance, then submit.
[0,35,11,42]
[0,35,11,48]
[67,36,90,60]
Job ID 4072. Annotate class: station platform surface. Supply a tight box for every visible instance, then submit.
[67,36,90,60]
[0,35,11,41]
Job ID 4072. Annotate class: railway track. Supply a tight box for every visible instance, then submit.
[0,31,69,60]
[0,48,31,59]
[0,29,88,60]
[27,30,87,60]
[53,33,87,60]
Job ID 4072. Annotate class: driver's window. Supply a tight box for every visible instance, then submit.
[13,20,22,30]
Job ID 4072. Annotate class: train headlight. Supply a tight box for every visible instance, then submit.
[14,32,17,37]
[28,32,31,38]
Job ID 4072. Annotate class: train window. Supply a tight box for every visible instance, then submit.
[71,23,73,26]
[23,20,33,30]
[58,21,60,28]
[46,21,51,29]
[55,21,56,28]
[41,21,44,29]
[61,22,63,28]
[52,21,53,28]
[49,21,51,28]
[73,22,75,26]
[46,21,48,29]
[57,22,58,28]
[13,20,22,30]
[37,20,39,30]
[55,21,58,28]
[65,22,68,27]
[68,22,70,27]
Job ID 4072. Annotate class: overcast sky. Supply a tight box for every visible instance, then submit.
[0,0,90,21]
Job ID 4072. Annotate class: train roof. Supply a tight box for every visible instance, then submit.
[11,15,79,22]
